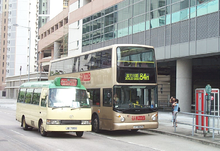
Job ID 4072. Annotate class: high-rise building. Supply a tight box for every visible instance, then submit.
[1,0,66,98]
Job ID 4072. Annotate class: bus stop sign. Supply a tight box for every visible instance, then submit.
[205,84,212,95]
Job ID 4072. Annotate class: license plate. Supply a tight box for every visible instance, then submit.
[133,125,144,129]
[66,127,77,130]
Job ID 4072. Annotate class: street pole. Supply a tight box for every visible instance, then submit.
[13,24,31,82]
[28,27,31,82]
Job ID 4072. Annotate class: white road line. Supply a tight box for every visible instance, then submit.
[89,132,163,151]
[10,130,24,136]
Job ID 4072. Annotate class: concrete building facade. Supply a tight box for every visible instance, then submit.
[38,0,220,112]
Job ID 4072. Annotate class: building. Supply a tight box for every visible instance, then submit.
[1,0,67,99]
[38,0,220,112]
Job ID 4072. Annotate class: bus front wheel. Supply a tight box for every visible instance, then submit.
[92,115,99,133]
[39,121,47,136]
[22,117,28,130]
[76,131,84,137]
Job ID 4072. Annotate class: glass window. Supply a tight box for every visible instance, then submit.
[118,6,132,21]
[207,0,218,14]
[87,89,100,106]
[18,88,26,103]
[48,89,90,108]
[117,0,131,10]
[117,46,155,68]
[103,88,112,107]
[112,85,158,110]
[64,58,74,74]
[101,49,112,68]
[72,57,79,72]
[25,89,33,104]
[133,14,145,34]
[151,0,166,10]
[133,1,145,16]
[118,20,128,38]
[32,89,41,105]
[105,6,115,15]
[104,13,114,26]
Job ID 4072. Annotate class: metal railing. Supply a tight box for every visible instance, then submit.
[174,112,220,140]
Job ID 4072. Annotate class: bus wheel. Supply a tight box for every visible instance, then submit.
[22,117,28,130]
[131,129,138,133]
[39,121,47,136]
[92,115,99,133]
[76,131,84,137]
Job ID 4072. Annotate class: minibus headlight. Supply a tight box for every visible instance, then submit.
[46,119,61,125]
[81,120,91,125]
[151,113,158,121]
[120,117,125,122]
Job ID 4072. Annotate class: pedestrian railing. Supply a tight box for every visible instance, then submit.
[174,112,220,140]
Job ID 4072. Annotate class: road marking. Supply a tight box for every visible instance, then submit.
[89,132,163,151]
[10,130,24,136]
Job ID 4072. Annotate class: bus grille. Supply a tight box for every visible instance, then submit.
[60,120,81,125]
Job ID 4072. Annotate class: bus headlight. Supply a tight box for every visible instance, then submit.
[46,119,61,125]
[120,117,125,122]
[81,120,91,125]
[151,113,158,121]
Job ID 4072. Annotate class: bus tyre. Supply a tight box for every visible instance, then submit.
[39,121,47,136]
[92,115,99,133]
[76,131,84,137]
[22,117,28,130]
[131,129,138,133]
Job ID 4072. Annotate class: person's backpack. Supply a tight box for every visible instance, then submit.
[178,107,180,112]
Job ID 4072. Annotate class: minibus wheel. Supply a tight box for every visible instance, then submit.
[39,121,47,136]
[22,117,28,130]
[92,115,99,133]
[76,131,84,137]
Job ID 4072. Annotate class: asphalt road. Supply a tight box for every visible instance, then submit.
[0,99,219,151]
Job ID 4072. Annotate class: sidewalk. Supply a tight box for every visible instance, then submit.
[147,111,220,148]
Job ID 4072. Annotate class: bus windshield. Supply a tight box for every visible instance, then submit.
[117,46,155,68]
[113,85,158,110]
[48,89,90,108]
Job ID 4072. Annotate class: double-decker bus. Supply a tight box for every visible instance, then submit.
[16,77,91,137]
[49,44,158,132]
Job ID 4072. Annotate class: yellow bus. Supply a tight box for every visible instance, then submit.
[16,77,91,137]
[49,44,158,132]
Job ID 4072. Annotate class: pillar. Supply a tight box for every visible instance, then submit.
[176,59,192,112]
[54,42,61,59]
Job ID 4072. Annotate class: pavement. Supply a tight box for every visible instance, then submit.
[1,99,220,148]
[148,111,220,148]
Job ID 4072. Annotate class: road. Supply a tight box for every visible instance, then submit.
[0,99,219,151]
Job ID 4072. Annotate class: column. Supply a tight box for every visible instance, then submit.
[176,59,192,112]
[54,42,61,59]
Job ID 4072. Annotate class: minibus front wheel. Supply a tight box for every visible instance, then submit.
[39,120,47,136]
[76,131,84,137]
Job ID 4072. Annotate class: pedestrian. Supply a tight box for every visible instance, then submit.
[172,99,179,127]
[169,96,175,122]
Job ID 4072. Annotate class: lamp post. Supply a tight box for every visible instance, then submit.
[13,24,31,81]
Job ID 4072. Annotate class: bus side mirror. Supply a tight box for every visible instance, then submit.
[41,89,48,99]
[87,92,90,98]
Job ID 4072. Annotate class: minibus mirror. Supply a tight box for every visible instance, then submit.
[87,92,90,98]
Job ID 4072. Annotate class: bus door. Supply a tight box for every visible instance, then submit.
[101,88,113,130]
[39,88,48,121]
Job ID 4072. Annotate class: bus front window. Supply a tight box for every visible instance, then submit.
[48,89,90,108]
[113,85,158,110]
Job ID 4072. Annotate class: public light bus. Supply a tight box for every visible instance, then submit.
[49,44,158,132]
[16,77,91,137]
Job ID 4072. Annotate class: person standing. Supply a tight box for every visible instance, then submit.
[172,99,179,127]
[169,96,175,122]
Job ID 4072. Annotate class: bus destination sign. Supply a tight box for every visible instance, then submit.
[60,78,78,86]
[125,73,149,81]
